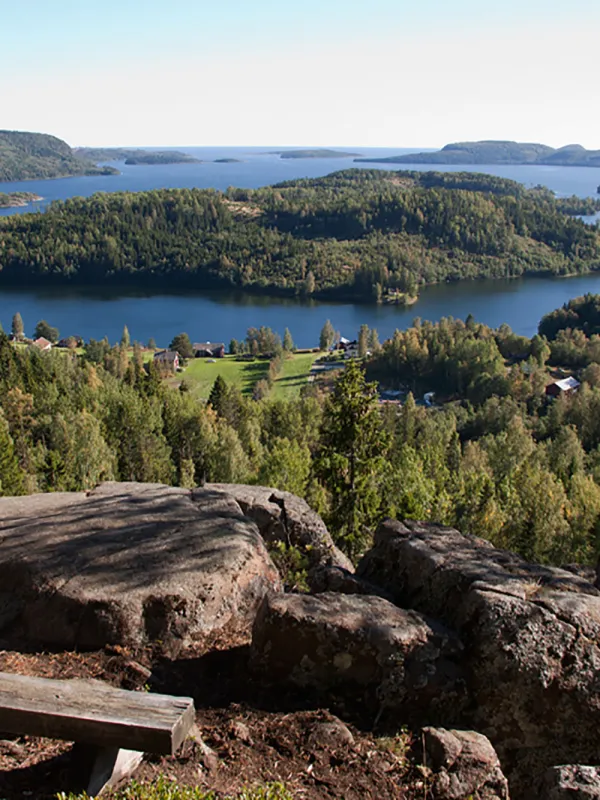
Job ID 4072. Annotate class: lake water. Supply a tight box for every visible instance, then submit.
[1,146,600,345]
[3,274,600,349]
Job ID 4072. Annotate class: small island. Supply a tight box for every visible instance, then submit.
[214,158,243,163]
[0,191,43,209]
[355,140,600,167]
[124,151,201,166]
[269,149,363,159]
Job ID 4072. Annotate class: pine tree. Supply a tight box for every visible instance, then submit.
[169,332,194,359]
[314,361,390,557]
[208,375,229,417]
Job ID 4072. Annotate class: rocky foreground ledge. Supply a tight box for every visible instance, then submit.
[1,482,600,798]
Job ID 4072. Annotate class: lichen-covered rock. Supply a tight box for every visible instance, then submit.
[0,482,281,652]
[250,591,466,724]
[421,727,510,799]
[357,519,600,797]
[208,483,353,572]
[538,765,600,798]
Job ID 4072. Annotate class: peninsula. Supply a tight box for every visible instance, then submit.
[355,140,600,167]
[269,149,363,159]
[0,130,119,182]
[0,191,42,209]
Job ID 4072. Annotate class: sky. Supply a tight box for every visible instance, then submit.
[1,0,598,148]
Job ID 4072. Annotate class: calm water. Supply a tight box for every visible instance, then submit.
[3,274,600,349]
[1,146,600,344]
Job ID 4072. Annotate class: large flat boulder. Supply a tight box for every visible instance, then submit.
[357,519,600,797]
[207,484,353,572]
[250,591,466,725]
[0,482,281,652]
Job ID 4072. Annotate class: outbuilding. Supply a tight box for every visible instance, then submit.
[545,377,580,398]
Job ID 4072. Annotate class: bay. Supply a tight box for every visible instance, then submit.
[1,146,600,346]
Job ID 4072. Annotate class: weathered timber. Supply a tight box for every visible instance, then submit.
[0,672,195,755]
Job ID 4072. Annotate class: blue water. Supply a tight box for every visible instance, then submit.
[1,146,600,218]
[1,147,600,346]
[2,274,600,350]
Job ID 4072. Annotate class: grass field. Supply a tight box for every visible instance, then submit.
[177,352,321,400]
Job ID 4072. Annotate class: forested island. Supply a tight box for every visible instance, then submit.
[75,147,200,165]
[0,169,598,301]
[124,151,201,165]
[356,140,600,167]
[269,149,363,159]
[0,191,42,209]
[0,131,119,182]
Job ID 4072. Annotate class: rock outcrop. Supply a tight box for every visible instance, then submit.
[421,727,510,799]
[538,765,600,799]
[250,591,466,724]
[357,519,600,796]
[0,482,281,652]
[208,483,353,572]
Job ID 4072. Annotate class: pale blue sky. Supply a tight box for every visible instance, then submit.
[1,0,598,147]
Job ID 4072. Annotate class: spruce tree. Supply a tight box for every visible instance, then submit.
[314,360,389,557]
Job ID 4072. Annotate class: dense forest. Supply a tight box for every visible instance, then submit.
[0,130,118,181]
[3,297,600,567]
[0,169,598,301]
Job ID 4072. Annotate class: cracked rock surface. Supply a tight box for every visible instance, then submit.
[250,591,467,725]
[207,483,353,572]
[357,519,600,797]
[0,482,281,651]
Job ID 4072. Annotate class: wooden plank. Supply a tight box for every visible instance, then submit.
[0,672,195,755]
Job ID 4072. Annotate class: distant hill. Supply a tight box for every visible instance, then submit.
[0,131,119,182]
[75,148,201,165]
[269,149,363,159]
[355,140,600,167]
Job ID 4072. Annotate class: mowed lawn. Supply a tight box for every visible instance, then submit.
[178,352,321,400]
[271,352,321,399]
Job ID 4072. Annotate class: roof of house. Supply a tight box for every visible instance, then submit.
[32,337,52,350]
[154,349,179,361]
[193,342,225,351]
[552,377,580,391]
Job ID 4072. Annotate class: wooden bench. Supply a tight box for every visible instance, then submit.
[0,671,195,796]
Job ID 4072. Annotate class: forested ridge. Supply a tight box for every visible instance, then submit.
[0,130,119,181]
[4,296,600,567]
[1,169,598,300]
